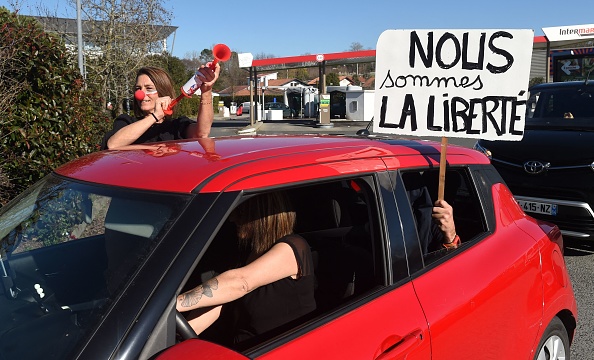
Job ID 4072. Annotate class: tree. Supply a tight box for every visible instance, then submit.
[182,50,203,73]
[349,42,365,52]
[346,41,372,76]
[198,48,214,64]
[0,8,108,205]
[80,0,174,114]
[220,52,249,102]
[254,52,276,60]
[146,53,192,87]
[326,72,340,86]
[289,68,310,82]
[0,12,25,123]
[529,76,545,88]
[145,53,205,117]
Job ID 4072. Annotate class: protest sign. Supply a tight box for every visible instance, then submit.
[373,29,534,141]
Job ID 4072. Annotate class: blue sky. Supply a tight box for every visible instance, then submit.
[2,0,592,59]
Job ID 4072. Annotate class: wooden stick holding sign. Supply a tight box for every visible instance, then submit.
[438,137,448,201]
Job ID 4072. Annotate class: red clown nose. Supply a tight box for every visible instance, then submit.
[134,89,145,101]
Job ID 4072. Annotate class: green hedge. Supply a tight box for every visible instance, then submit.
[0,8,109,205]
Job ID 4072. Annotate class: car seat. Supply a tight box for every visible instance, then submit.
[291,183,375,311]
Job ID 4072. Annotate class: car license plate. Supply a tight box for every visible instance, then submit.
[517,199,558,216]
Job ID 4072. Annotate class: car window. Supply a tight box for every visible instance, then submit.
[181,176,387,352]
[0,174,191,359]
[399,167,488,267]
[530,88,594,119]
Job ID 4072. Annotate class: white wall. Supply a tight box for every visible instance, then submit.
[339,78,352,86]
[346,90,374,121]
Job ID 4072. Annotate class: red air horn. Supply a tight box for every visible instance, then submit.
[134,43,231,116]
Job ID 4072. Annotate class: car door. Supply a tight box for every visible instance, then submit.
[256,284,429,360]
[395,166,543,359]
[178,168,431,360]
[251,172,430,360]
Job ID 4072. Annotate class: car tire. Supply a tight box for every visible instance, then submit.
[534,316,570,360]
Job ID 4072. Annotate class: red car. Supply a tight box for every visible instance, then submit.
[0,135,576,359]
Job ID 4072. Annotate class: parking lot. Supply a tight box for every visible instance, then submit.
[563,239,594,358]
[210,116,477,147]
[211,115,593,359]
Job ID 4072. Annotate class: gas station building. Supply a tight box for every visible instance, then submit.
[241,24,594,123]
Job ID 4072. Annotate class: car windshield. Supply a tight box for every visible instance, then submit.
[526,86,594,130]
[0,174,191,359]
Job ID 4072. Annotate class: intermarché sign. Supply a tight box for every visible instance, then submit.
[542,23,594,42]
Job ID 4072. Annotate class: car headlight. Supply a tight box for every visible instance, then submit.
[473,142,492,159]
[591,161,594,172]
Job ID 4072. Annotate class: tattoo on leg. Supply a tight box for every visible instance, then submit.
[180,278,219,308]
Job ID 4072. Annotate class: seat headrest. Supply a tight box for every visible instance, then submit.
[292,184,358,233]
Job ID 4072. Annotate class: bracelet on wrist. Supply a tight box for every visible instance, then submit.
[200,101,212,105]
[443,234,461,249]
[150,113,159,122]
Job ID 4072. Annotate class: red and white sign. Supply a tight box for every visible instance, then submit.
[542,24,594,42]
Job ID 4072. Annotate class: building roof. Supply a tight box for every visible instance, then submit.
[24,15,177,44]
[252,50,376,71]
[218,78,310,96]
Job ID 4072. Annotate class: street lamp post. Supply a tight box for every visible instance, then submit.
[76,0,84,78]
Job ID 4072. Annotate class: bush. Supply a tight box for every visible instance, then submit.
[0,8,110,206]
[529,76,545,88]
[326,72,340,86]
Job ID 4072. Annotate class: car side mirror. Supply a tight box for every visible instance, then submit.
[356,128,370,136]
[154,339,249,360]
[357,118,373,136]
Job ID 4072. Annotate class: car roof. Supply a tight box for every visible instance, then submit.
[55,135,488,193]
[529,80,594,91]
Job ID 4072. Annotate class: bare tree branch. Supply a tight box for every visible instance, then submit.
[80,0,174,113]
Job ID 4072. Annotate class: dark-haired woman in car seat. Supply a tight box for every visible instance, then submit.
[176,191,316,343]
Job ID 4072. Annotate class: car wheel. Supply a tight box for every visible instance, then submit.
[534,317,570,360]
[175,310,198,340]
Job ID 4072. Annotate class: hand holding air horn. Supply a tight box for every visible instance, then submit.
[134,43,231,116]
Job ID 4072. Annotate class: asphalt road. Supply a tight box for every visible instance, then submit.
[211,116,591,358]
[563,238,594,358]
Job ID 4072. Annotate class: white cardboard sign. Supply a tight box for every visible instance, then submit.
[373,29,534,140]
[238,52,254,68]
